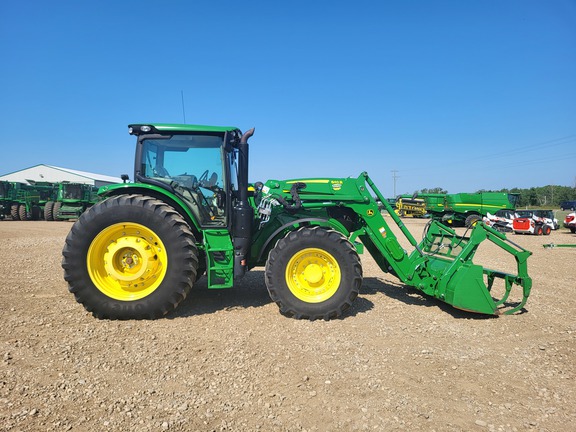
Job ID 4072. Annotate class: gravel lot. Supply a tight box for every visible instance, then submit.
[1,218,575,431]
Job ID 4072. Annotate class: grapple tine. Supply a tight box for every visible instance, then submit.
[417,221,532,315]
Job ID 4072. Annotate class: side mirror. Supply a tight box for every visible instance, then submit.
[121,174,129,183]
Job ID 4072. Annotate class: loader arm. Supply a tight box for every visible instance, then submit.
[360,173,532,315]
[260,172,532,315]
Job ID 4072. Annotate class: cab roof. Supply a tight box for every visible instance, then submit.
[128,123,240,135]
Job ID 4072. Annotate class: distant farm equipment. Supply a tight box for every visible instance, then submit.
[406,192,519,228]
[0,180,99,221]
[514,209,558,231]
[0,180,43,220]
[563,212,576,233]
[394,196,426,218]
[44,182,99,221]
[483,209,518,233]
[543,243,576,249]
[512,210,555,236]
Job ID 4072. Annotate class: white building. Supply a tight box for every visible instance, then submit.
[0,164,123,188]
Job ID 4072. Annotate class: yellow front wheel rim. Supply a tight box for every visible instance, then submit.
[87,223,168,301]
[286,248,341,303]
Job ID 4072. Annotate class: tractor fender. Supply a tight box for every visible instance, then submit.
[97,183,202,236]
[256,217,350,262]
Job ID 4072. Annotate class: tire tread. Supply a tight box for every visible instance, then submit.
[265,226,362,320]
[62,194,198,319]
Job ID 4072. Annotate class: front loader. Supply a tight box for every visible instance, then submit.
[62,124,532,320]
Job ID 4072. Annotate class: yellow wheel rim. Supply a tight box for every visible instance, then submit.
[87,223,168,301]
[285,248,341,303]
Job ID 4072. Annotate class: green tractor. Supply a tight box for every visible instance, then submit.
[0,181,43,221]
[62,124,532,320]
[25,181,59,219]
[45,182,99,221]
[0,181,15,220]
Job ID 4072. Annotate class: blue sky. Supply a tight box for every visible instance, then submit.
[1,0,575,197]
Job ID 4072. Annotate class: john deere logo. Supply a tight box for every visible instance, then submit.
[367,209,375,216]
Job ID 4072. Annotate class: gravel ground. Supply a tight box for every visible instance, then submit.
[1,218,575,431]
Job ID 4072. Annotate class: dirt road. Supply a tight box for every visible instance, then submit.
[1,219,575,431]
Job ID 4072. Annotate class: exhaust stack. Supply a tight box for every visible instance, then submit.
[232,128,255,277]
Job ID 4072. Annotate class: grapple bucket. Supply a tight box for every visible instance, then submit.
[416,221,532,315]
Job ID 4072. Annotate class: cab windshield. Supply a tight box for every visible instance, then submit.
[139,134,226,227]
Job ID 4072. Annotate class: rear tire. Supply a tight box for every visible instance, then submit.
[44,201,54,221]
[52,202,62,221]
[62,194,199,319]
[10,204,20,220]
[265,226,362,320]
[535,226,543,236]
[18,204,30,221]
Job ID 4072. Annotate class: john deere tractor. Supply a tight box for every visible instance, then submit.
[44,182,99,221]
[0,181,43,221]
[62,124,532,320]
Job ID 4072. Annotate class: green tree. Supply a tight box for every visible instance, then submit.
[419,187,448,194]
[478,184,576,207]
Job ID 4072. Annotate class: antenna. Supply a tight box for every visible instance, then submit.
[391,170,399,197]
[181,90,187,123]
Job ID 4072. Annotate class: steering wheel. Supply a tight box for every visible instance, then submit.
[198,170,209,185]
[198,170,219,189]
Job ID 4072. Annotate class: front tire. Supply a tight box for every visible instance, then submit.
[62,194,199,319]
[465,214,481,228]
[535,225,543,236]
[265,226,362,320]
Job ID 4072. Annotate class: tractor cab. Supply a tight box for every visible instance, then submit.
[129,124,243,228]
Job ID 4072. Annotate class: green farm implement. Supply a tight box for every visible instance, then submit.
[62,124,532,320]
[394,196,426,218]
[424,192,519,228]
[0,180,44,220]
[543,243,576,249]
[45,182,99,221]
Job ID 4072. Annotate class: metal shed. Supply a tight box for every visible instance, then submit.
[0,164,122,188]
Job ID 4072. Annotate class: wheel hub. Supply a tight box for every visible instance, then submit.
[88,223,167,300]
[104,237,157,284]
[303,263,323,284]
[286,248,341,303]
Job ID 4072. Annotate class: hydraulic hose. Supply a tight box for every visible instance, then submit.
[275,182,306,212]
